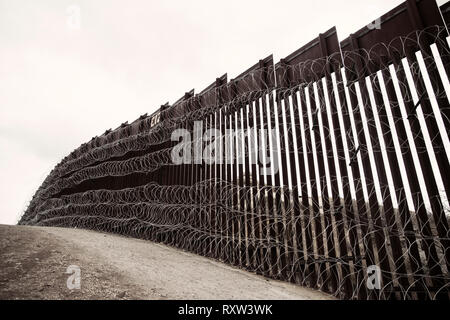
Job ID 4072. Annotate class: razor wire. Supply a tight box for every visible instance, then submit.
[19,24,450,300]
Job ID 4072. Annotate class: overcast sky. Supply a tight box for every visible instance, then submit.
[0,0,447,225]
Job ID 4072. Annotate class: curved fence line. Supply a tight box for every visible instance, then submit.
[20,0,450,300]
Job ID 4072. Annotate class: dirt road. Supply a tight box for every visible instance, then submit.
[0,224,333,300]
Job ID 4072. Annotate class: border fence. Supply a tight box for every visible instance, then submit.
[19,0,450,300]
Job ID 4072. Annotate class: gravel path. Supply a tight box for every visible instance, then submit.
[0,224,333,300]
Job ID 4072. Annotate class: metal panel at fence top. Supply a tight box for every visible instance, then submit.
[19,0,450,300]
[443,1,450,26]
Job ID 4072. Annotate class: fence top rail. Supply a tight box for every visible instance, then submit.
[224,54,275,101]
[280,27,339,65]
[195,74,227,111]
[275,27,340,86]
[41,0,450,172]
[442,1,450,26]
[341,0,444,52]
[340,0,445,78]
[199,73,228,96]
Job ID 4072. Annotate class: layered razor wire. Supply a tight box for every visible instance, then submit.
[19,0,450,300]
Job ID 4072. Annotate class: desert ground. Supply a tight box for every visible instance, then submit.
[0,224,333,300]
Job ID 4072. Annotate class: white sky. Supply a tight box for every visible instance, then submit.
[0,0,448,225]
